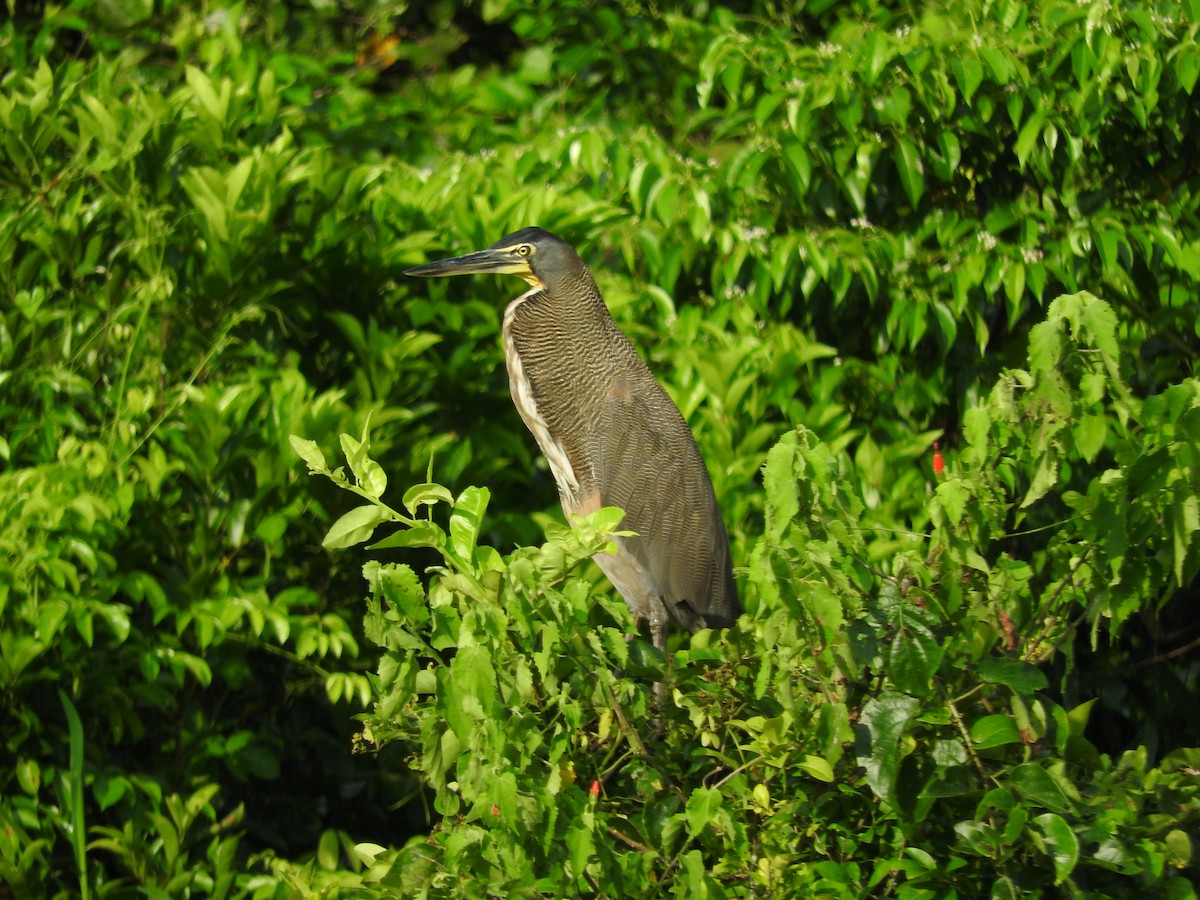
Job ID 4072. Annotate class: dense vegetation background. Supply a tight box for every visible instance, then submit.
[1,0,1198,895]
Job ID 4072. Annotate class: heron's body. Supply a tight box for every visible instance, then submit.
[406,228,739,646]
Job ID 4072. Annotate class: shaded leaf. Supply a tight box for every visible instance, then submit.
[856,693,920,804]
[1033,813,1080,883]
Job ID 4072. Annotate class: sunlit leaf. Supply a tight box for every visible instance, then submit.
[970,715,1020,749]
[323,504,391,549]
[685,786,723,836]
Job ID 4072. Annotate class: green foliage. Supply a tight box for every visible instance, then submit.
[0,4,434,894]
[291,296,1199,894]
[2,0,1198,894]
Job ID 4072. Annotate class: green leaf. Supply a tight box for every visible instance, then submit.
[980,47,1014,84]
[37,599,70,640]
[1164,829,1193,868]
[17,758,41,795]
[931,299,958,347]
[951,56,985,104]
[92,772,128,811]
[970,715,1020,749]
[317,829,340,871]
[1021,452,1059,508]
[1095,228,1119,273]
[79,94,119,145]
[937,130,962,177]
[360,459,388,498]
[888,625,943,696]
[94,603,131,644]
[781,140,812,196]
[340,432,387,498]
[979,659,1049,695]
[1033,813,1080,883]
[1008,763,1073,813]
[368,561,428,622]
[798,755,835,782]
[1176,43,1200,94]
[1015,109,1049,170]
[566,821,595,882]
[1027,318,1063,374]
[935,478,969,526]
[894,138,924,207]
[1077,293,1120,361]
[445,646,497,744]
[1003,260,1025,305]
[59,690,87,897]
[255,513,289,544]
[173,651,213,687]
[856,693,920,804]
[1172,494,1200,586]
[763,433,800,543]
[490,770,518,825]
[860,28,894,86]
[448,487,490,567]
[185,65,229,124]
[954,818,1001,858]
[289,435,327,473]
[368,520,446,552]
[323,504,391,549]
[224,156,254,210]
[1072,412,1107,462]
[403,482,455,516]
[682,849,706,893]
[963,407,991,455]
[685,786,723,836]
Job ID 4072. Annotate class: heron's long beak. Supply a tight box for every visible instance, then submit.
[404,247,531,279]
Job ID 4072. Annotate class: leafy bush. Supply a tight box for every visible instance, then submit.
[290,293,1199,896]
[0,6,427,895]
[1,0,1197,893]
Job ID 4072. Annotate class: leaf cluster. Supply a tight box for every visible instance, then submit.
[292,294,1199,896]
[0,0,1198,895]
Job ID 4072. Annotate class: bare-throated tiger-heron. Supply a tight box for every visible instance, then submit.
[405,227,739,649]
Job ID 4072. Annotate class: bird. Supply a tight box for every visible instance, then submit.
[405,227,739,650]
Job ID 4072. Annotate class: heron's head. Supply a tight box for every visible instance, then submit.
[404,227,586,292]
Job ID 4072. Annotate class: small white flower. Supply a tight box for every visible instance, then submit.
[977,231,998,250]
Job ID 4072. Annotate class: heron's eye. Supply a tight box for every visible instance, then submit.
[517,244,533,257]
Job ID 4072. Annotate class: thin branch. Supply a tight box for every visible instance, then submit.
[943,685,990,786]
[712,757,763,792]
[1118,631,1200,671]
[605,825,654,854]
